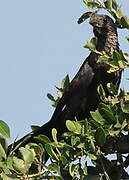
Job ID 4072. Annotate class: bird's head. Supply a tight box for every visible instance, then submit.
[89,13,116,37]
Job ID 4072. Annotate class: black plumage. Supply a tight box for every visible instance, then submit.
[8,14,122,158]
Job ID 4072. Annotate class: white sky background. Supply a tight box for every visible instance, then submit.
[0,0,128,142]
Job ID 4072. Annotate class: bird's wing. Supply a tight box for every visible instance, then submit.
[50,54,96,123]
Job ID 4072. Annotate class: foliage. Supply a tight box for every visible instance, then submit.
[0,0,129,179]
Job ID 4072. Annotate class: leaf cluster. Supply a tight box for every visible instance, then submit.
[0,0,129,179]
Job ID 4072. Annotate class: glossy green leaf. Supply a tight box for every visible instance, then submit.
[52,128,58,143]
[95,127,106,145]
[74,121,82,134]
[0,120,10,139]
[66,120,82,134]
[66,120,76,132]
[99,103,117,123]
[90,111,105,125]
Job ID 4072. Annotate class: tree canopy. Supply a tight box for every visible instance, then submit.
[0,0,129,179]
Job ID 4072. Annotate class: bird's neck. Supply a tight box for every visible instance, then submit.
[96,30,119,54]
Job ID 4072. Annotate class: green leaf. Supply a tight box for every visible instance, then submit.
[86,152,97,160]
[6,157,15,171]
[84,37,98,52]
[1,173,18,180]
[99,103,117,123]
[45,144,59,160]
[95,127,106,145]
[113,50,128,67]
[56,176,63,180]
[48,163,59,173]
[52,128,58,143]
[0,143,6,159]
[63,132,73,137]
[114,120,121,129]
[97,55,109,64]
[90,138,96,152]
[0,120,10,139]
[25,143,43,156]
[66,120,82,134]
[121,120,128,130]
[34,134,51,144]
[97,84,106,99]
[108,129,120,136]
[19,147,34,164]
[69,163,77,177]
[66,120,76,132]
[77,12,92,24]
[121,100,129,113]
[59,155,68,165]
[13,156,28,174]
[81,119,88,135]
[71,136,80,147]
[61,74,70,90]
[74,121,82,134]
[90,111,105,125]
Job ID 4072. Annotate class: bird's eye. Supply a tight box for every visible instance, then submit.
[103,18,107,23]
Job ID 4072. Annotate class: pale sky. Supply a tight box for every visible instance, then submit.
[0,0,128,142]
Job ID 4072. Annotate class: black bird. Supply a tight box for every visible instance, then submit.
[8,14,122,157]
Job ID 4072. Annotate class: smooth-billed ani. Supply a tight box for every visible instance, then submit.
[8,14,122,157]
